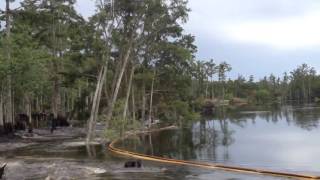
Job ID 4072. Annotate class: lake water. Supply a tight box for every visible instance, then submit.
[117,105,320,177]
[3,105,320,179]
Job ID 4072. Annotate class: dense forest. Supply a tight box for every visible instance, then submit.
[0,0,320,141]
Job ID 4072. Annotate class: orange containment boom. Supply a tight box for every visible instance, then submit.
[107,126,320,180]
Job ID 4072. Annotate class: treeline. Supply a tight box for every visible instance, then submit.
[0,0,319,139]
[197,63,319,105]
[0,0,201,138]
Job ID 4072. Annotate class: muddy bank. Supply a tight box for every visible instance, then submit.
[15,127,86,141]
[0,127,86,153]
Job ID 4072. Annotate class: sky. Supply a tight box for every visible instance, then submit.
[2,0,320,79]
[184,0,320,79]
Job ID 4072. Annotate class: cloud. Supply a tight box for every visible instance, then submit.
[183,0,320,78]
[74,0,95,20]
[2,0,320,78]
[224,11,320,50]
[185,0,320,50]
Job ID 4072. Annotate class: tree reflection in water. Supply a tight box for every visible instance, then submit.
[86,144,97,158]
[117,104,320,171]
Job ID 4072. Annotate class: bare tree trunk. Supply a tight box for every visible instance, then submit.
[141,80,146,122]
[302,80,306,102]
[66,92,69,114]
[78,85,81,99]
[308,78,311,102]
[85,79,89,111]
[5,0,14,127]
[40,95,43,112]
[104,69,110,100]
[222,82,225,101]
[51,13,59,119]
[36,96,40,112]
[86,57,108,145]
[148,133,154,156]
[4,101,8,126]
[122,65,135,121]
[105,43,132,128]
[12,90,15,124]
[205,78,209,98]
[62,90,67,116]
[211,78,215,99]
[26,95,32,132]
[52,77,59,119]
[131,84,136,123]
[71,95,74,112]
[0,94,4,133]
[148,70,156,128]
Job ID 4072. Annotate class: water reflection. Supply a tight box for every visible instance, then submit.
[86,144,97,158]
[215,105,320,131]
[117,105,320,175]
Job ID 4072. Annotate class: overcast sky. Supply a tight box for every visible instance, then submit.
[184,0,320,79]
[2,0,320,79]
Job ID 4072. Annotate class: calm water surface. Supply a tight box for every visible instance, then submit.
[3,105,320,179]
[117,105,320,176]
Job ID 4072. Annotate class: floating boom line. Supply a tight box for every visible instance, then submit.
[108,126,320,180]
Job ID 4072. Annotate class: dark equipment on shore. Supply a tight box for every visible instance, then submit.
[14,114,34,133]
[48,113,56,134]
[56,115,70,127]
[124,160,142,168]
[15,114,29,131]
[0,163,7,179]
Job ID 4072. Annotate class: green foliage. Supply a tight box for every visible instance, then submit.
[4,0,320,141]
[158,100,200,124]
[103,129,119,141]
[255,89,271,104]
[102,99,143,138]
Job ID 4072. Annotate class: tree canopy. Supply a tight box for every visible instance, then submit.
[0,0,320,138]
